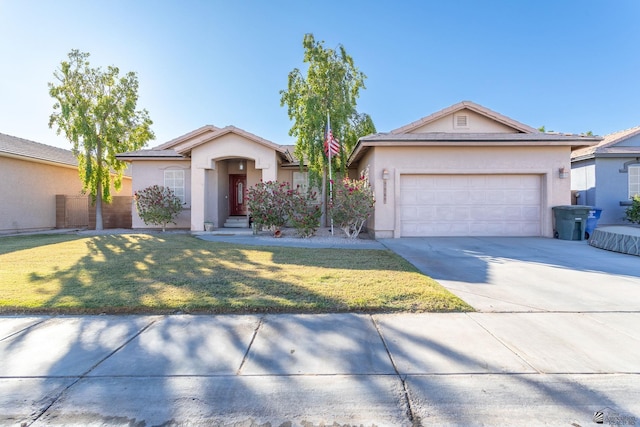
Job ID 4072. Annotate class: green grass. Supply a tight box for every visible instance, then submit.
[0,233,473,314]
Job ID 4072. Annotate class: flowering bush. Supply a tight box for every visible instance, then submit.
[289,189,322,237]
[246,181,322,237]
[246,181,292,232]
[329,177,375,238]
[134,185,183,231]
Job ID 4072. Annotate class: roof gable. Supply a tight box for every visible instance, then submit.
[118,125,293,163]
[154,125,219,152]
[173,125,287,155]
[391,101,539,135]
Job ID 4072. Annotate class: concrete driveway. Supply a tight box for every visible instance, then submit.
[380,237,640,312]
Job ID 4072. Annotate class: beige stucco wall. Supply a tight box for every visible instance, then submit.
[411,109,517,133]
[128,159,192,229]
[0,156,131,233]
[190,133,279,231]
[356,145,572,238]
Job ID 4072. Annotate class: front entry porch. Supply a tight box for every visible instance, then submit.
[224,216,250,228]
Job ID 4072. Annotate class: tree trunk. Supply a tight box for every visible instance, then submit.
[95,181,103,231]
[95,139,104,230]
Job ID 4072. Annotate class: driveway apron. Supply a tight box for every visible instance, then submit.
[380,236,640,312]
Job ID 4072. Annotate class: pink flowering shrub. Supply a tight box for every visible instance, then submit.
[329,177,375,238]
[289,189,322,237]
[246,181,292,232]
[133,185,183,231]
[246,181,321,237]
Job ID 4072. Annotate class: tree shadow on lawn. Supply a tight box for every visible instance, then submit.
[0,233,83,256]
[23,233,454,314]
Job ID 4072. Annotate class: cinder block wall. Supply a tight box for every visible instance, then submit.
[88,196,132,229]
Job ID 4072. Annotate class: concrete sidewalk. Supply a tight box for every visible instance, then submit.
[2,313,639,426]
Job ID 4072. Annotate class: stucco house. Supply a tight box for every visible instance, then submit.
[117,101,599,238]
[117,125,298,231]
[0,132,133,234]
[571,126,640,225]
[0,133,85,234]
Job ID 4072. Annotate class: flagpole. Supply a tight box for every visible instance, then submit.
[327,112,334,235]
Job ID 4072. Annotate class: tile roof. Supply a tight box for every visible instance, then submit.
[349,131,601,164]
[119,125,294,163]
[116,149,186,159]
[390,101,540,135]
[0,132,77,166]
[572,126,640,159]
[361,132,599,142]
[154,125,219,150]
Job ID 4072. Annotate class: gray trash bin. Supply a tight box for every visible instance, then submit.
[552,205,591,240]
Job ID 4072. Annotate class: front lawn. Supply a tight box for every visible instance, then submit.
[0,233,472,314]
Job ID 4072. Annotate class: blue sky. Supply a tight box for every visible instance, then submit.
[1,0,639,150]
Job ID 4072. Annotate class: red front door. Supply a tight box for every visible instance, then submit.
[230,174,247,216]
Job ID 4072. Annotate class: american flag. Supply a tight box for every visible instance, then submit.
[324,120,340,157]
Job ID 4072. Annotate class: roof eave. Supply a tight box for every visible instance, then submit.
[0,151,78,169]
[593,152,640,159]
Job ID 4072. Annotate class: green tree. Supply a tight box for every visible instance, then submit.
[280,34,373,183]
[49,50,154,230]
[343,112,376,154]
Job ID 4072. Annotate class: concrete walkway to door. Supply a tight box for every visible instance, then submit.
[379,236,640,312]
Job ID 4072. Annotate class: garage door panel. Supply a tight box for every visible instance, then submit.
[436,206,471,221]
[485,190,506,204]
[417,191,436,204]
[447,190,471,204]
[522,206,541,220]
[400,174,542,237]
[418,206,438,220]
[522,190,541,204]
[400,206,417,220]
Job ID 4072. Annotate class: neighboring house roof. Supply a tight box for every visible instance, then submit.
[349,101,601,164]
[1,132,133,177]
[571,125,640,161]
[0,132,77,168]
[390,100,540,134]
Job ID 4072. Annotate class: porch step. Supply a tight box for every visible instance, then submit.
[224,216,249,228]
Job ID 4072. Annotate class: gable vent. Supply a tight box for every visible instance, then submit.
[454,114,468,128]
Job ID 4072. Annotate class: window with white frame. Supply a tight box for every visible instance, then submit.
[164,169,185,204]
[629,165,640,199]
[293,171,309,193]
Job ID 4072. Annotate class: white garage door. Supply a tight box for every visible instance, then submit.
[400,174,542,237]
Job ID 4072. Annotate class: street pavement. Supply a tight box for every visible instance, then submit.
[1,235,639,426]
